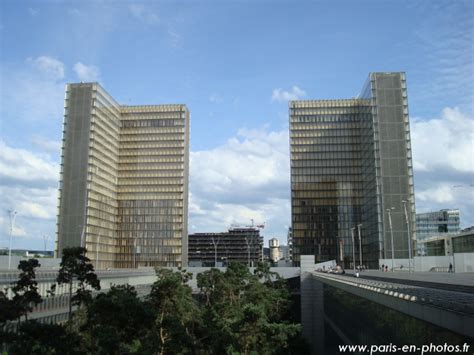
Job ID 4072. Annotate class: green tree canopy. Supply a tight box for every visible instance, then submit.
[82,284,154,354]
[197,262,301,354]
[56,247,101,319]
[143,268,201,355]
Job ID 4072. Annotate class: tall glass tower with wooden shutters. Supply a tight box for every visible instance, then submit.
[57,83,189,269]
[289,72,416,268]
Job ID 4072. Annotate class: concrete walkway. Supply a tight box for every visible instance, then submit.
[359,270,474,286]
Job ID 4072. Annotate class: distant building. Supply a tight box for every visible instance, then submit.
[188,227,263,267]
[416,209,460,240]
[280,245,289,261]
[56,83,190,269]
[417,229,474,257]
[290,72,415,267]
[287,227,293,263]
[263,247,270,260]
[416,209,460,255]
[269,238,280,262]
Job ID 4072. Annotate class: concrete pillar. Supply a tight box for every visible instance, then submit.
[300,255,325,354]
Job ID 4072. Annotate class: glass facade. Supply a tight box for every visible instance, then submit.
[57,83,189,268]
[323,285,470,348]
[416,209,460,240]
[289,73,416,267]
[188,228,263,266]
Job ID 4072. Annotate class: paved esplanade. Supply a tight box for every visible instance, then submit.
[359,270,474,287]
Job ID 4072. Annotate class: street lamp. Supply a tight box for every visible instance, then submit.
[357,224,363,269]
[133,237,137,269]
[402,200,412,272]
[43,235,49,255]
[96,234,101,269]
[196,250,201,266]
[245,237,251,267]
[337,237,344,267]
[386,207,395,271]
[8,210,17,270]
[211,237,219,267]
[351,227,356,274]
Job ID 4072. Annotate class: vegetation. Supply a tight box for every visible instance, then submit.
[55,247,101,319]
[1,250,307,354]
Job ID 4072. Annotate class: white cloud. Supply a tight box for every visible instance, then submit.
[271,86,306,102]
[411,107,474,227]
[29,56,64,80]
[416,184,455,204]
[2,57,66,123]
[31,135,62,153]
[167,29,182,48]
[411,107,474,173]
[0,216,28,238]
[73,62,100,82]
[209,93,223,104]
[68,8,82,16]
[28,8,38,16]
[129,4,159,25]
[0,140,59,187]
[0,142,59,246]
[190,127,291,244]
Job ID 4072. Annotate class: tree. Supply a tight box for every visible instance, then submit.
[1,259,83,354]
[143,268,201,355]
[7,321,82,355]
[82,285,153,354]
[11,259,42,321]
[197,262,302,354]
[56,247,100,320]
[0,258,42,327]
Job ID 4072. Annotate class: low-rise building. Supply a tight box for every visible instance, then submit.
[417,229,474,257]
[188,227,263,267]
[416,209,460,255]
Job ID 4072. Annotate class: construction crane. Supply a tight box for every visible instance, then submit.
[229,220,265,230]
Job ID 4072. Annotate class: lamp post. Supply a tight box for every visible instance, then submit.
[338,237,344,267]
[96,234,101,269]
[351,227,356,274]
[43,235,49,255]
[196,250,201,266]
[386,207,395,271]
[402,200,412,272]
[211,237,219,267]
[133,237,137,269]
[245,237,251,267]
[357,224,363,269]
[8,210,17,270]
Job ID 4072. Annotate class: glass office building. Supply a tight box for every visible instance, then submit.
[188,227,263,267]
[289,72,415,267]
[416,209,460,240]
[57,83,189,268]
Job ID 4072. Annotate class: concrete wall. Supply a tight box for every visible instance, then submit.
[300,255,323,355]
[454,253,474,272]
[379,254,474,272]
[413,256,451,272]
[379,258,411,270]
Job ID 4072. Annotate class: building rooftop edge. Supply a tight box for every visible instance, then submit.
[67,82,188,109]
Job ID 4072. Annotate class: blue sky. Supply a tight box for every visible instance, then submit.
[0,0,473,251]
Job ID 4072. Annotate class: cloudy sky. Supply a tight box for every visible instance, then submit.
[0,0,473,250]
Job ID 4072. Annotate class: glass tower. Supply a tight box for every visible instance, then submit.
[289,72,415,267]
[57,83,189,268]
[416,209,460,240]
